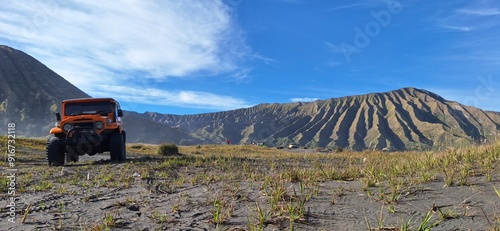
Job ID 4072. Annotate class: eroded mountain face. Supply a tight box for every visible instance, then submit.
[141,87,500,151]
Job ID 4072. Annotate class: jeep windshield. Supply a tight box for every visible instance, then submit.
[64,101,113,116]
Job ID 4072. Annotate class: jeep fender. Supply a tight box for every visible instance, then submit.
[49,127,63,134]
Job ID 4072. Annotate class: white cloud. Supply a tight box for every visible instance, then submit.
[433,3,500,33]
[439,24,473,32]
[457,8,500,16]
[327,0,399,11]
[328,3,367,11]
[252,52,276,65]
[89,85,251,111]
[290,97,319,102]
[0,0,251,110]
[228,68,253,84]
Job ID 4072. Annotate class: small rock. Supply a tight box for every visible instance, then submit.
[128,205,140,211]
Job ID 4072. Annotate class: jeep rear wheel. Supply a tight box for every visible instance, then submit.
[47,137,65,166]
[110,132,126,161]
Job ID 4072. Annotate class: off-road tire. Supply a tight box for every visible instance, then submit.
[122,130,127,160]
[66,147,79,163]
[47,137,65,166]
[110,132,126,161]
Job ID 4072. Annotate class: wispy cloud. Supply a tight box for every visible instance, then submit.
[327,3,367,11]
[89,85,251,111]
[290,97,319,102]
[227,68,253,85]
[0,0,251,110]
[457,8,500,16]
[252,52,276,65]
[439,24,474,32]
[431,2,500,33]
[327,0,400,11]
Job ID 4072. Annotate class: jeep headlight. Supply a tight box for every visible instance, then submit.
[95,121,104,129]
[63,123,73,132]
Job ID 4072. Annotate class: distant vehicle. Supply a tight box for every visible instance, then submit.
[46,98,126,166]
[288,144,298,149]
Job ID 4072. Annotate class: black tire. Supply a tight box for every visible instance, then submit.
[46,137,65,166]
[122,130,127,160]
[110,132,125,161]
[66,147,79,163]
[122,130,127,143]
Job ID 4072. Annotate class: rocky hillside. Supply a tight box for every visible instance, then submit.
[0,45,90,136]
[141,88,500,150]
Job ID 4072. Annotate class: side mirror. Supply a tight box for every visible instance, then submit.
[117,109,123,117]
[55,113,61,121]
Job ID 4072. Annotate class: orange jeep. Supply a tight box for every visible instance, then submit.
[46,98,126,166]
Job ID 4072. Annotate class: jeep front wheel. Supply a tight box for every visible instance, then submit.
[110,132,126,161]
[47,137,65,166]
[66,147,79,163]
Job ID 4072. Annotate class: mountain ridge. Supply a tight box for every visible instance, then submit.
[1,45,498,151]
[137,87,499,150]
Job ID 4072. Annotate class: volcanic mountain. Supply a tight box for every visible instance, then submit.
[138,88,500,151]
[0,45,90,136]
[1,45,498,150]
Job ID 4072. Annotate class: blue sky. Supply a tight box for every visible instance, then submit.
[0,0,499,114]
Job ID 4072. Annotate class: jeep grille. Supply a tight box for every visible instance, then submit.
[73,122,94,129]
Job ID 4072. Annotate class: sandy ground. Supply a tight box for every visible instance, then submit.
[2,148,500,230]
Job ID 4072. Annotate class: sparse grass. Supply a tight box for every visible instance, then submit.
[417,210,439,231]
[211,192,234,227]
[5,137,500,192]
[494,186,500,198]
[151,210,170,224]
[103,212,118,228]
[21,205,31,223]
[4,136,500,230]
[33,180,53,191]
[0,136,47,150]
[247,202,271,230]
